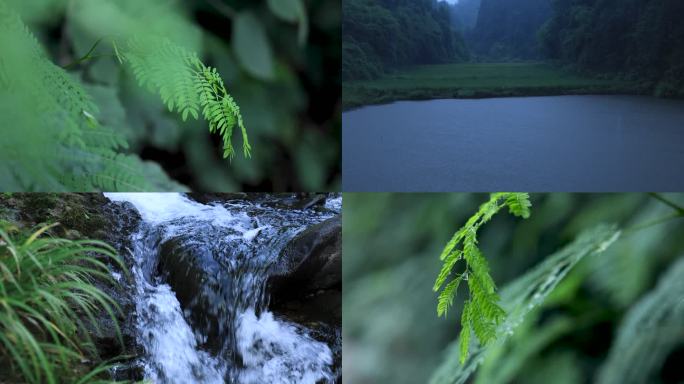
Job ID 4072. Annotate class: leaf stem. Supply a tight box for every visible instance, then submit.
[624,212,683,234]
[623,194,684,234]
[62,38,104,69]
[648,193,684,215]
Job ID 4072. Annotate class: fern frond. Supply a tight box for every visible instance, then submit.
[439,227,466,261]
[459,301,471,364]
[122,37,251,160]
[438,276,464,317]
[434,193,532,363]
[434,251,462,292]
[504,193,532,219]
[430,225,621,384]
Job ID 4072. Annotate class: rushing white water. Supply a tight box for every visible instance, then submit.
[237,309,334,384]
[135,279,226,383]
[106,193,251,228]
[324,195,342,212]
[105,193,338,384]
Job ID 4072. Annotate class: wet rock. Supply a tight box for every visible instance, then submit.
[308,323,342,384]
[264,214,342,381]
[4,193,110,239]
[110,360,145,381]
[156,236,234,354]
[267,214,342,384]
[82,195,143,379]
[260,193,329,211]
[101,199,142,267]
[84,302,138,359]
[0,193,21,223]
[269,215,342,295]
[187,192,331,212]
[186,192,249,204]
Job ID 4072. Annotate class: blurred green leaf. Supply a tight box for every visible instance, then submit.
[267,0,301,22]
[296,133,326,190]
[267,0,308,44]
[233,11,274,80]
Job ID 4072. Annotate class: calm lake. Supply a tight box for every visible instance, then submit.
[343,95,684,191]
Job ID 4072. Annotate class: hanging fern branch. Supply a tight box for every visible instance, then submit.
[430,224,621,384]
[122,38,251,160]
[433,192,532,363]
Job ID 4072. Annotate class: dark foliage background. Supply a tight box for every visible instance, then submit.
[539,0,684,96]
[469,0,550,60]
[7,0,340,191]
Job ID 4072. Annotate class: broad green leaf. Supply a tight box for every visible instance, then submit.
[597,256,684,384]
[232,11,275,80]
[267,0,308,43]
[267,0,302,22]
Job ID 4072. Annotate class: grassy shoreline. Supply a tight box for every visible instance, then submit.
[343,63,649,111]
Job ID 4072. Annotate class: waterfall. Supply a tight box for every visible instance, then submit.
[105,193,338,384]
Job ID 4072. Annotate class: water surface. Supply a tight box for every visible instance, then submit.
[343,95,684,191]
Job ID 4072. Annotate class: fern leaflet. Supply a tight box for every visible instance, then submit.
[430,225,621,384]
[434,193,532,363]
[122,37,251,160]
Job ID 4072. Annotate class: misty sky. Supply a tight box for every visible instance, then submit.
[438,0,459,4]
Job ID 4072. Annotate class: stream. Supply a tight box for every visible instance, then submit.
[105,193,341,384]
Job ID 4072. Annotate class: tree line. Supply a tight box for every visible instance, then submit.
[342,0,468,80]
[344,0,684,96]
[539,0,684,96]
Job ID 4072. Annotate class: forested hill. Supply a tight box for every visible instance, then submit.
[344,0,684,99]
[342,0,469,81]
[540,0,684,96]
[469,0,550,60]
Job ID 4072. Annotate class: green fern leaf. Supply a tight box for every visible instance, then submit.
[504,193,532,219]
[434,251,462,292]
[459,301,471,364]
[122,37,251,160]
[438,275,464,317]
[434,193,532,363]
[430,225,621,384]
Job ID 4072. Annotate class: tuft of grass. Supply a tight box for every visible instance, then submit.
[343,62,643,110]
[0,222,128,384]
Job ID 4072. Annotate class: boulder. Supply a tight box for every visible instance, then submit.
[156,237,234,354]
[185,193,334,213]
[261,193,329,211]
[268,215,342,329]
[270,215,342,294]
[185,192,249,204]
